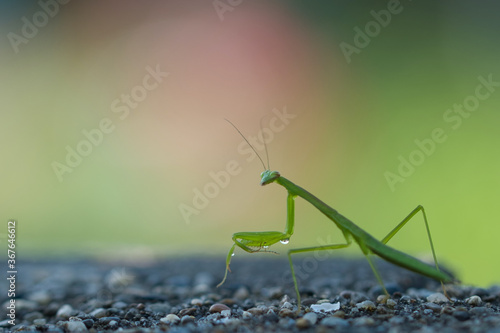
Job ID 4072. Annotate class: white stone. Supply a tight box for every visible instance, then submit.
[310,302,340,313]
[160,314,180,324]
[426,293,449,304]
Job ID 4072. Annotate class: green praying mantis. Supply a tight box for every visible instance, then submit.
[217,120,455,311]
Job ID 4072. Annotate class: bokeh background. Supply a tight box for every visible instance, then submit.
[1,1,499,287]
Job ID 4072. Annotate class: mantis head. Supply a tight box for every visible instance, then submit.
[260,170,281,186]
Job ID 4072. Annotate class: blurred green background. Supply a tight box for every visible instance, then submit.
[1,1,499,287]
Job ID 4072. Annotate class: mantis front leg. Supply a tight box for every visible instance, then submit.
[216,193,296,288]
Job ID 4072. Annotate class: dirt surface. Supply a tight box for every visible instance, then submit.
[1,257,499,332]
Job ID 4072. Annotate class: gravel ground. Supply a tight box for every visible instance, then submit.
[1,257,499,333]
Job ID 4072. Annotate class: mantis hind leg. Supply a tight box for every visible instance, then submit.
[364,253,389,296]
[381,205,448,296]
[287,241,352,313]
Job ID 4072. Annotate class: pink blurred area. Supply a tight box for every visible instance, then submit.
[52,1,336,170]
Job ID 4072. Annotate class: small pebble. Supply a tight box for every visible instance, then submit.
[161,314,180,324]
[181,315,195,324]
[399,295,412,303]
[179,307,197,316]
[330,310,344,319]
[209,303,231,313]
[295,318,311,329]
[316,298,332,304]
[386,299,397,308]
[221,309,231,317]
[242,311,252,320]
[64,320,88,332]
[124,310,137,320]
[279,308,294,318]
[107,307,120,315]
[247,307,264,315]
[219,298,236,305]
[190,298,203,306]
[303,312,318,325]
[441,305,454,315]
[281,301,293,310]
[424,302,442,313]
[81,319,94,329]
[56,304,74,319]
[356,300,376,311]
[466,295,482,306]
[90,308,107,318]
[427,293,448,304]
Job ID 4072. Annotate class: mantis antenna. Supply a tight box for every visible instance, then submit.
[259,117,271,171]
[225,118,268,171]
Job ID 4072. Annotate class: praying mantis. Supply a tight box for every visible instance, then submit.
[217,120,455,311]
